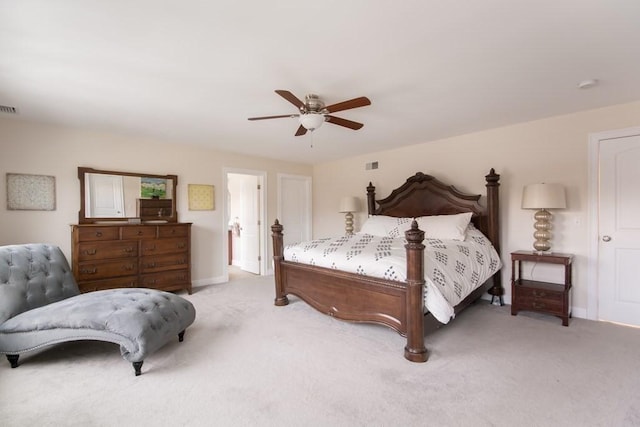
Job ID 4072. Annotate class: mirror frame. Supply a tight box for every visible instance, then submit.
[78,167,178,224]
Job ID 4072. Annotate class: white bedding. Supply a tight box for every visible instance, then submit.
[283,225,502,324]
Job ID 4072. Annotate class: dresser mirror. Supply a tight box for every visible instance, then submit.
[78,167,178,223]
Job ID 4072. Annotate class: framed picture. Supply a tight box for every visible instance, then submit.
[188,184,215,210]
[6,173,56,211]
[141,177,167,199]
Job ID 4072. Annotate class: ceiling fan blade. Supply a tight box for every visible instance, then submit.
[248,114,296,121]
[325,115,364,130]
[275,90,306,111]
[295,124,308,136]
[323,96,371,114]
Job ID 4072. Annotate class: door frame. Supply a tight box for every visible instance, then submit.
[587,126,640,320]
[223,167,268,279]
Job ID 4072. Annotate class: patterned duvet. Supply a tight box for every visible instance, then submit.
[283,225,502,324]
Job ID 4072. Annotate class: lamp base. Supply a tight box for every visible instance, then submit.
[532,209,553,252]
[344,212,354,235]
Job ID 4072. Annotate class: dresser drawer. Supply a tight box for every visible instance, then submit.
[140,237,188,255]
[76,259,138,281]
[122,226,157,240]
[78,276,137,293]
[140,253,189,273]
[76,240,138,261]
[140,269,189,290]
[76,226,120,242]
[158,225,189,238]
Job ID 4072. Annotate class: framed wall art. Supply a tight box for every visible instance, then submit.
[188,184,215,210]
[6,173,56,211]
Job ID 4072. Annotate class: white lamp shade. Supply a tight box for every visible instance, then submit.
[299,113,325,131]
[339,196,360,213]
[522,183,567,209]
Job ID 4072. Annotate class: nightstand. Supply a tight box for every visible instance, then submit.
[510,250,573,326]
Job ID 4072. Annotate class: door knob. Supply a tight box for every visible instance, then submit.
[602,235,612,242]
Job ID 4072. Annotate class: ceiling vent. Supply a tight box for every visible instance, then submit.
[0,105,18,114]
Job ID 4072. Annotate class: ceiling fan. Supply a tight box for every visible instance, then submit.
[248,90,371,136]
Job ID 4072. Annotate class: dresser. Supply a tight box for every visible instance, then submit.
[71,223,192,294]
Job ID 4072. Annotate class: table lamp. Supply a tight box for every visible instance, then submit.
[521,183,566,253]
[339,196,360,235]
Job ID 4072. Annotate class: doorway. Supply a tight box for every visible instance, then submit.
[588,127,640,326]
[224,169,267,281]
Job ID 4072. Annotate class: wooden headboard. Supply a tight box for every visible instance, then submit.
[366,169,501,254]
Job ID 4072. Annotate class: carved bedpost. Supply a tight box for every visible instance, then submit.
[404,221,428,363]
[485,168,504,305]
[271,220,289,306]
[366,182,376,215]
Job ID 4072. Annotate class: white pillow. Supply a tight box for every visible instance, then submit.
[359,215,414,238]
[415,212,473,241]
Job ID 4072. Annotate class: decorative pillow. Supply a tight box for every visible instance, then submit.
[359,215,414,238]
[415,212,473,241]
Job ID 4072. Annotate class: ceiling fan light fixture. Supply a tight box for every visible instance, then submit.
[299,113,325,131]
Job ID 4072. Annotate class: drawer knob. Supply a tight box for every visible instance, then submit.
[83,249,97,256]
[81,268,97,275]
[95,232,102,237]
[533,290,546,298]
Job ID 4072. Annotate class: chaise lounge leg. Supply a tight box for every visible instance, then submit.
[178,330,185,342]
[7,354,19,368]
[132,361,143,376]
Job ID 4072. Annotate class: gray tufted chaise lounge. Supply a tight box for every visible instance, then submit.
[0,244,196,376]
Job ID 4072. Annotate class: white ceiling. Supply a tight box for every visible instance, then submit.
[1,1,639,165]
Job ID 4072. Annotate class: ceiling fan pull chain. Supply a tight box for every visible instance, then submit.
[309,130,314,148]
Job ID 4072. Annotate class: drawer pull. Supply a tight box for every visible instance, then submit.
[137,230,144,236]
[124,247,134,253]
[81,268,97,275]
[95,232,103,237]
[532,301,547,310]
[177,243,186,249]
[146,262,156,268]
[83,249,97,256]
[533,290,547,298]
[123,265,135,271]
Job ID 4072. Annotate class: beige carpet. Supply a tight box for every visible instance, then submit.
[1,275,639,427]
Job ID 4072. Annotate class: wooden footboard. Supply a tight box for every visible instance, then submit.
[271,220,428,362]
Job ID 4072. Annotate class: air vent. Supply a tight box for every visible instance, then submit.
[0,105,18,114]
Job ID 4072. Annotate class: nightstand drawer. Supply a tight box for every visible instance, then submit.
[516,295,563,314]
[516,285,563,302]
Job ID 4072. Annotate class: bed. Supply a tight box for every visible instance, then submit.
[271,169,503,362]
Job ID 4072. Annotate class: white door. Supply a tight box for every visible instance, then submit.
[277,174,312,246]
[87,174,125,217]
[598,134,640,326]
[240,175,260,274]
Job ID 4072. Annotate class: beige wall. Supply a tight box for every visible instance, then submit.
[312,100,640,317]
[3,100,640,315]
[0,118,312,286]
